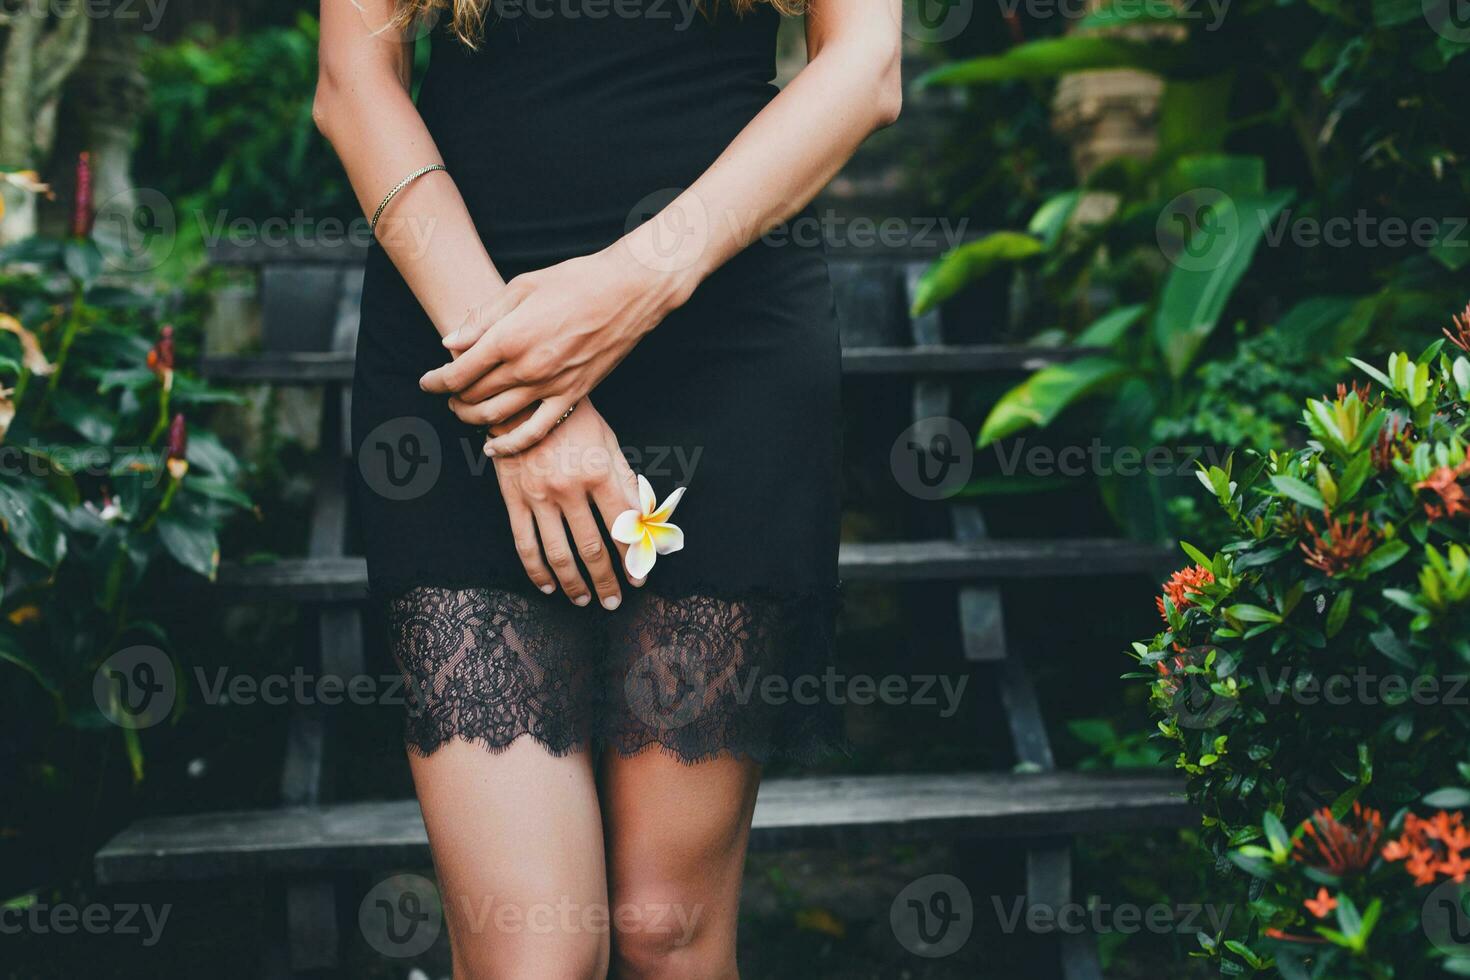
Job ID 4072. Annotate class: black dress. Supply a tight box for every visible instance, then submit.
[353,3,842,764]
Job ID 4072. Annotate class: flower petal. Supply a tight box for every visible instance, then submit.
[610,509,645,545]
[636,474,656,516]
[624,531,657,579]
[648,485,686,524]
[645,522,685,555]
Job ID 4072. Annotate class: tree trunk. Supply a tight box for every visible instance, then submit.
[0,5,91,242]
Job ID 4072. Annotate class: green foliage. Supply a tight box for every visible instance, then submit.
[0,222,250,786]
[920,0,1470,541]
[1129,334,1470,977]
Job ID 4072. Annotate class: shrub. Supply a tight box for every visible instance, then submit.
[0,158,250,878]
[1131,303,1470,976]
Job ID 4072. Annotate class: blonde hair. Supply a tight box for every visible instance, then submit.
[395,0,804,48]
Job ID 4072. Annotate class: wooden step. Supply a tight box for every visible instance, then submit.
[95,770,1191,884]
[216,540,1174,603]
[198,344,1103,385]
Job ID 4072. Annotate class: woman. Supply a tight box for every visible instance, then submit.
[314,0,900,975]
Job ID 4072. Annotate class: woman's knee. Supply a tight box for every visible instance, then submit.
[608,893,731,980]
[451,910,610,980]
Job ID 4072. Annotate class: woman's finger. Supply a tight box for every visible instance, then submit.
[505,496,557,595]
[562,499,622,611]
[451,360,524,405]
[442,279,528,352]
[590,442,645,587]
[484,399,568,457]
[533,505,592,606]
[449,385,541,428]
[419,326,505,394]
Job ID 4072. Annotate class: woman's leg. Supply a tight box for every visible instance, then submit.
[599,749,761,980]
[410,739,611,980]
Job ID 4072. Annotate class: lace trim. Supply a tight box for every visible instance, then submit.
[385,581,845,765]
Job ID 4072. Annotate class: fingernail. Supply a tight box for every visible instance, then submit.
[483,441,495,457]
[574,594,591,607]
[539,583,556,595]
[630,577,646,588]
[443,329,459,347]
[603,595,620,610]
[418,375,430,389]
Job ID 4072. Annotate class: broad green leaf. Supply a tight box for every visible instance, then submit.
[1154,190,1294,378]
[977,357,1129,446]
[911,232,1044,315]
[1075,304,1148,347]
[919,36,1186,86]
[0,481,65,568]
[157,511,220,580]
[1027,191,1081,250]
[1269,475,1326,511]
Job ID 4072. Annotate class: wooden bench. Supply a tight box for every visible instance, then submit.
[96,242,1190,979]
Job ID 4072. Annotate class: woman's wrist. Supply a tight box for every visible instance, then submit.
[611,205,713,317]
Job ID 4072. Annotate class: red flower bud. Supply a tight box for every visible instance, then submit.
[147,324,175,377]
[71,151,94,240]
[166,414,189,480]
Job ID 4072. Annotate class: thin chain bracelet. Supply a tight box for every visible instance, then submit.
[370,164,447,237]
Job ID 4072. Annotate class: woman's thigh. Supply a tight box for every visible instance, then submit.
[410,738,610,980]
[599,749,761,979]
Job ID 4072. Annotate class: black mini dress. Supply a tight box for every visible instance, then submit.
[352,3,843,764]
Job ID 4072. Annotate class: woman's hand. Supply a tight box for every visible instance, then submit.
[491,397,644,609]
[419,245,695,456]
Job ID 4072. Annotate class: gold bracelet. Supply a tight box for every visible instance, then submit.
[370,164,447,237]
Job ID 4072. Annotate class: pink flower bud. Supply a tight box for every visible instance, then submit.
[71,151,94,239]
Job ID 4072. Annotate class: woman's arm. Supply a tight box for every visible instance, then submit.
[421,0,903,454]
[316,0,641,608]
[314,0,505,332]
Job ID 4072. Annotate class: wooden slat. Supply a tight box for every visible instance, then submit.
[196,344,1092,387]
[215,539,1173,603]
[95,771,1191,884]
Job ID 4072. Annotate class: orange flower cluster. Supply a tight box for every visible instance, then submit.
[1156,564,1215,621]
[1416,460,1470,521]
[1443,301,1470,354]
[1382,810,1470,885]
[1293,803,1384,875]
[1303,887,1337,919]
[1300,511,1379,576]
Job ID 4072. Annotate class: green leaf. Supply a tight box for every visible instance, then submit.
[1361,540,1410,575]
[0,481,65,569]
[1325,589,1353,638]
[1228,604,1282,623]
[1269,475,1326,512]
[977,357,1130,446]
[1074,304,1148,348]
[1027,191,1082,250]
[911,233,1044,315]
[919,36,1187,86]
[1153,190,1294,378]
[1423,787,1470,808]
[157,511,220,580]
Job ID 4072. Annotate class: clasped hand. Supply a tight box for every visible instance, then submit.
[418,246,690,456]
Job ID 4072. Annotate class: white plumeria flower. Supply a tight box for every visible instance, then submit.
[611,475,686,580]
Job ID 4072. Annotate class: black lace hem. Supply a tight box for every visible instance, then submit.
[383,577,847,766]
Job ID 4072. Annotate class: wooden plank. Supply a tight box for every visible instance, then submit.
[214,539,1173,603]
[199,353,354,384]
[94,771,1192,884]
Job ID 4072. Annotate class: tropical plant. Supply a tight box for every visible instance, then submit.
[0,154,250,796]
[919,0,1470,541]
[1128,305,1470,976]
